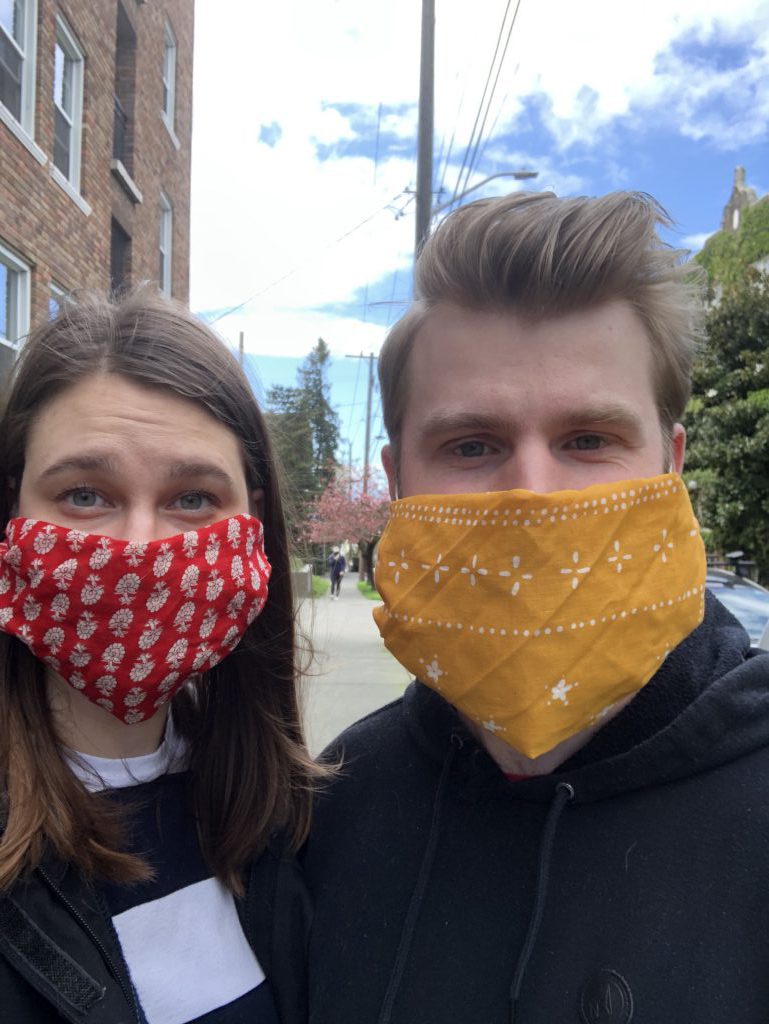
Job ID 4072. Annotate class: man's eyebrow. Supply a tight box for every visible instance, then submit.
[418,403,646,437]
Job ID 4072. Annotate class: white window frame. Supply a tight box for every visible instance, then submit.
[52,15,84,193]
[159,191,172,297]
[0,0,38,139]
[161,19,176,131]
[0,241,31,362]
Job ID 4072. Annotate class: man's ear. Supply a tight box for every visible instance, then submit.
[250,487,265,521]
[671,424,686,474]
[381,445,398,500]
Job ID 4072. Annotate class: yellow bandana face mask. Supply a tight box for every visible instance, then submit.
[373,473,707,759]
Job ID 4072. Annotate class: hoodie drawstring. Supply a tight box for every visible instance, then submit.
[509,781,575,1023]
[376,734,461,1024]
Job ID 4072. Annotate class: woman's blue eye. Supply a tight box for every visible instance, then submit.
[178,493,206,510]
[70,489,98,507]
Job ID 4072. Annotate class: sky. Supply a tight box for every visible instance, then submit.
[189,0,769,471]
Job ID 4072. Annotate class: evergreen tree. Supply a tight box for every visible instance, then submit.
[685,271,769,578]
[298,338,340,488]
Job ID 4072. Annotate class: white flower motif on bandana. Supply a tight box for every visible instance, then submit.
[50,594,70,620]
[0,573,10,595]
[146,581,171,612]
[96,675,117,696]
[123,686,147,708]
[482,718,505,734]
[205,535,220,566]
[138,619,162,650]
[53,559,77,591]
[115,573,140,605]
[66,529,86,552]
[23,595,41,621]
[180,564,200,598]
[420,552,450,585]
[33,525,57,555]
[103,643,126,672]
[499,555,533,596]
[226,591,246,618]
[81,575,105,606]
[460,555,488,587]
[206,570,225,601]
[419,655,445,685]
[173,601,195,633]
[27,559,45,589]
[44,626,65,654]
[560,551,591,590]
[124,709,145,725]
[231,555,245,588]
[0,608,13,628]
[109,608,134,637]
[653,529,674,563]
[199,608,218,639]
[153,543,173,577]
[70,643,92,668]
[222,625,240,648]
[166,639,188,669]
[227,518,241,548]
[76,611,97,639]
[124,541,148,567]
[182,531,199,558]
[388,549,409,584]
[607,540,632,573]
[129,654,155,682]
[89,538,113,570]
[547,678,578,706]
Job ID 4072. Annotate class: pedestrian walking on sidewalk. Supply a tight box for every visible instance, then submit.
[328,547,346,599]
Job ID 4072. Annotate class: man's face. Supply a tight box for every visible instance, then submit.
[383,300,685,499]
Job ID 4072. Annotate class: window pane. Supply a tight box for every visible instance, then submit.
[54,42,74,116]
[0,24,22,119]
[0,0,23,46]
[54,105,71,177]
[0,262,8,339]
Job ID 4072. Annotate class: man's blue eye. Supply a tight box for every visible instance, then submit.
[455,441,488,458]
[572,436,604,450]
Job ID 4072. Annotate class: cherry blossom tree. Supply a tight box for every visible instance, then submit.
[303,471,391,585]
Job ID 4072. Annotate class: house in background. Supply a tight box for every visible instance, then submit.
[696,167,769,294]
[0,0,194,384]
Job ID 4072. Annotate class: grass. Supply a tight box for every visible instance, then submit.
[357,579,381,600]
[312,575,330,597]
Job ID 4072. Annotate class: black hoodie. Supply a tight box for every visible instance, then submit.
[304,594,769,1024]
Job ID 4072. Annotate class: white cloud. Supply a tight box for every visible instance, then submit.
[190,0,769,358]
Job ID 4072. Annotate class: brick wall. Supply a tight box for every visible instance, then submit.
[0,0,194,333]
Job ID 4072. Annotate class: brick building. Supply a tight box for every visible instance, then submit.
[0,0,194,383]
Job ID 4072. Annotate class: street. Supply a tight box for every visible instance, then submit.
[299,577,411,756]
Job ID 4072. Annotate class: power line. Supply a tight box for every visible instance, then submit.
[207,192,406,326]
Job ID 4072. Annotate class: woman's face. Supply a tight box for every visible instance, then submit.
[17,373,259,541]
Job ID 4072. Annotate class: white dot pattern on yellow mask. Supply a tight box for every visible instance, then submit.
[373,473,707,759]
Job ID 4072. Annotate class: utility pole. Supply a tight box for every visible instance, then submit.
[414,0,435,258]
[345,352,378,495]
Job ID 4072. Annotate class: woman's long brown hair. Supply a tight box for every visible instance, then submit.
[0,289,321,894]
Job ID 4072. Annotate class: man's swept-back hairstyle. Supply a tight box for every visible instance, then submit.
[380,191,705,457]
[0,288,321,894]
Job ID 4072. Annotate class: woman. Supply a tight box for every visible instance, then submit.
[0,290,317,1023]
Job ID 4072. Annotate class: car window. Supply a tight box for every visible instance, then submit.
[708,585,769,643]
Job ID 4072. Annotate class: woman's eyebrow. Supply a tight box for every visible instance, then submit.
[38,454,119,479]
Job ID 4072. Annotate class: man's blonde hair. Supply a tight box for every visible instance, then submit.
[379,191,704,459]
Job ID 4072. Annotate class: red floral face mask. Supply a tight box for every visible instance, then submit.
[0,515,271,724]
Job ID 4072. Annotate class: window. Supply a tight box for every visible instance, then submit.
[0,240,31,383]
[159,192,172,296]
[53,16,84,191]
[0,0,36,133]
[110,218,131,294]
[161,20,176,129]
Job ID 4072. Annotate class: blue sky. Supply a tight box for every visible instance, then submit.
[190,0,769,472]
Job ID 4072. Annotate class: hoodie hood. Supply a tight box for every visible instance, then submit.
[403,591,769,805]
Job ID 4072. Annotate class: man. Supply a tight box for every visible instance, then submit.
[304,192,769,1023]
[328,546,346,599]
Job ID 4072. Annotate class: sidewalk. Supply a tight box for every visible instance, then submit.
[299,576,411,755]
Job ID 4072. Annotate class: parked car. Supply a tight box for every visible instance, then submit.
[705,569,769,648]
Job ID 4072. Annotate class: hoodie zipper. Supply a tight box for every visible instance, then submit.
[38,866,141,1023]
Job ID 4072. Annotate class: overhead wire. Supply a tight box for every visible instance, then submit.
[449,0,514,207]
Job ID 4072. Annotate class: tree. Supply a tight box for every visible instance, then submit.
[265,340,341,537]
[303,470,391,585]
[685,271,769,579]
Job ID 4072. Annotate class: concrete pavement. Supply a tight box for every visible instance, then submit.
[299,576,411,755]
